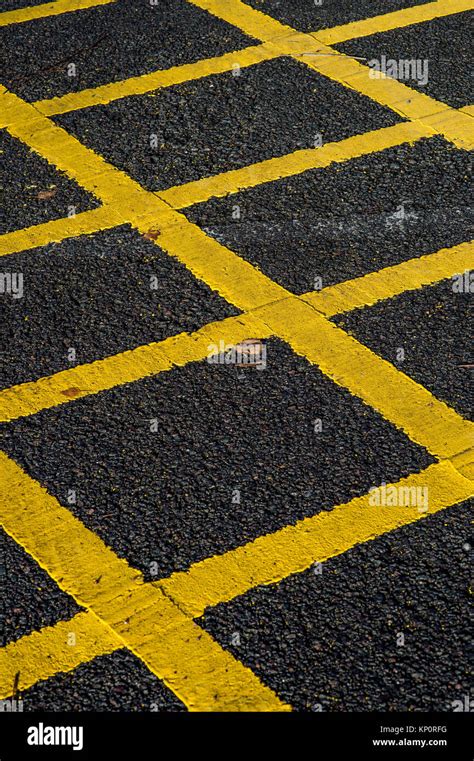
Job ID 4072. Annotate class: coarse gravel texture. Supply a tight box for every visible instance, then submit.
[0,528,82,647]
[17,649,186,711]
[333,279,473,421]
[0,0,256,102]
[336,11,474,110]
[244,0,433,33]
[201,500,473,711]
[185,136,473,294]
[0,339,434,580]
[1,224,237,390]
[0,130,99,235]
[55,56,402,192]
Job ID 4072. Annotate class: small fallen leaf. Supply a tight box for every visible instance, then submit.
[61,387,81,398]
[37,189,57,200]
[143,229,160,241]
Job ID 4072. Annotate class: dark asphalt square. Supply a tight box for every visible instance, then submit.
[333,279,473,421]
[1,0,46,10]
[201,500,473,711]
[336,11,474,109]
[0,528,81,647]
[0,129,99,235]
[244,0,433,33]
[185,136,474,294]
[1,224,237,390]
[55,56,402,191]
[0,339,433,580]
[16,649,185,711]
[0,0,256,102]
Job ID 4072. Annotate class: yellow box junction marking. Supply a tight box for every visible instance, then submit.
[0,452,288,711]
[0,0,472,711]
[1,460,472,698]
[0,0,116,27]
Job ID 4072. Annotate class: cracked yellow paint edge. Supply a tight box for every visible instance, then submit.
[0,0,116,27]
[0,452,289,711]
[316,0,474,45]
[302,240,474,317]
[2,460,472,696]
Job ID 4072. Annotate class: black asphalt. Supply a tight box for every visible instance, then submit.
[185,136,473,294]
[0,129,99,235]
[337,11,474,110]
[201,500,473,711]
[0,0,256,102]
[334,279,473,421]
[1,528,81,648]
[245,0,432,32]
[1,339,433,580]
[1,225,237,390]
[56,57,401,192]
[17,650,185,711]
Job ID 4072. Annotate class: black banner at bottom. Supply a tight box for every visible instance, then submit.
[0,711,471,759]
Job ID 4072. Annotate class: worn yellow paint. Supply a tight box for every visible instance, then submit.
[0,612,119,699]
[0,207,120,258]
[3,459,472,693]
[255,297,474,460]
[316,0,474,45]
[0,0,115,27]
[0,452,288,711]
[303,241,474,317]
[159,121,430,209]
[188,0,292,40]
[161,461,474,617]
[0,313,272,423]
[34,43,276,116]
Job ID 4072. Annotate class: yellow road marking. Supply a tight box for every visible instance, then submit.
[34,43,276,116]
[3,459,472,695]
[159,121,430,209]
[0,206,120,258]
[0,452,288,711]
[316,0,474,45]
[303,241,474,317]
[255,297,474,460]
[0,313,272,423]
[0,0,115,27]
[190,0,473,149]
[0,612,119,699]
[161,461,474,616]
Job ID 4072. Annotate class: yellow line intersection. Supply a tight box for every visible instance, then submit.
[0,0,473,711]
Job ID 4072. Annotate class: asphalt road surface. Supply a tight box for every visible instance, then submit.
[0,0,472,722]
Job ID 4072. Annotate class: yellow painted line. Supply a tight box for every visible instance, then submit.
[255,297,474,460]
[159,121,430,209]
[0,312,272,423]
[0,206,119,258]
[0,612,119,699]
[0,0,115,27]
[302,241,474,317]
[34,43,276,116]
[460,105,474,117]
[316,0,474,45]
[160,461,474,617]
[191,0,468,148]
[0,452,288,711]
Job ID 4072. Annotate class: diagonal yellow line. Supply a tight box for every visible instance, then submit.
[0,0,116,27]
[0,451,289,711]
[188,0,473,149]
[302,240,474,317]
[2,459,472,698]
[316,0,474,45]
